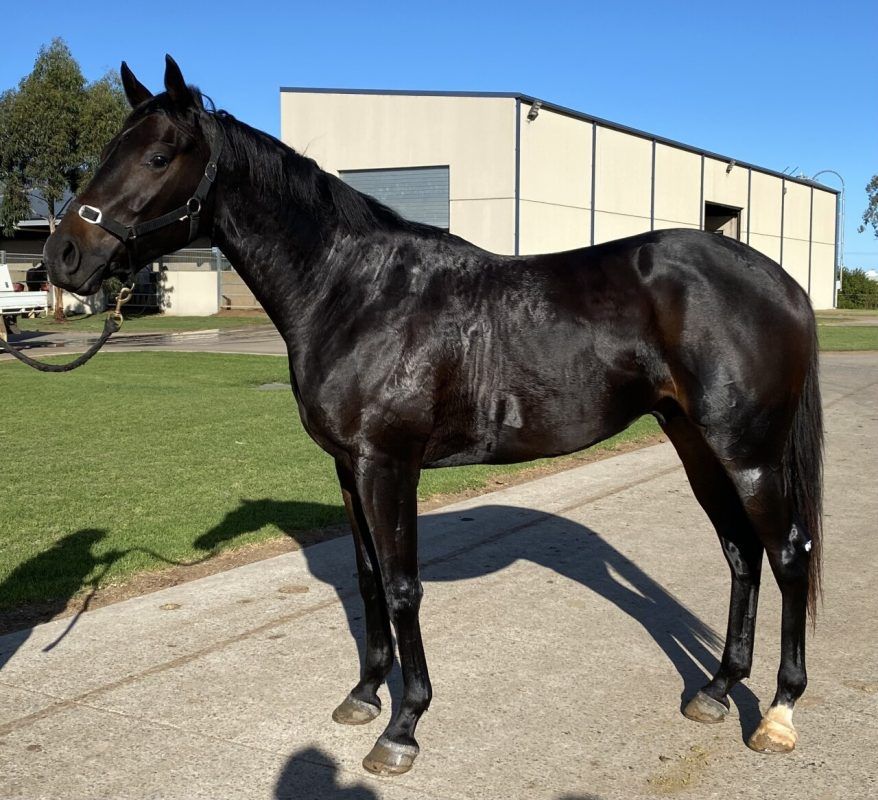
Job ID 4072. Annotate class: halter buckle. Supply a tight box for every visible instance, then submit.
[78,205,103,225]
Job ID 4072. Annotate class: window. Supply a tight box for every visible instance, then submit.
[339,166,450,229]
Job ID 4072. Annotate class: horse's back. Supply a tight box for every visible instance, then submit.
[425,229,813,467]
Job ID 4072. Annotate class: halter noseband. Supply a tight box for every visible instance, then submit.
[69,122,224,262]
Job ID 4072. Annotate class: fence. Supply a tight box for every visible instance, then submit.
[836,292,878,310]
[0,248,264,314]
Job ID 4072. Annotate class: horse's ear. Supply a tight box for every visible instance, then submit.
[120,62,152,108]
[163,54,202,109]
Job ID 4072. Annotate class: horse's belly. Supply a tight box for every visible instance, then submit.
[424,411,625,468]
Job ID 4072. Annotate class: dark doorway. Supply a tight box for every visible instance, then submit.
[704,201,741,239]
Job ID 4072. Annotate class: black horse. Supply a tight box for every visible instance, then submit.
[43,57,823,776]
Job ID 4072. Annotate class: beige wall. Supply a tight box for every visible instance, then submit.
[518,104,591,253]
[782,181,812,291]
[159,270,219,316]
[810,189,837,309]
[654,144,700,229]
[279,91,838,307]
[281,92,517,254]
[812,189,837,246]
[703,158,749,224]
[593,126,652,243]
[810,243,836,309]
[748,170,783,262]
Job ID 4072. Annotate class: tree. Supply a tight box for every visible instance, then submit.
[859,175,878,240]
[0,38,128,320]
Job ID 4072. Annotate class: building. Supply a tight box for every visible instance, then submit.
[280,89,839,309]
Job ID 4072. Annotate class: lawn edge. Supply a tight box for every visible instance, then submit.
[0,432,665,636]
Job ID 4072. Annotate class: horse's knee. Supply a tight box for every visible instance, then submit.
[384,576,423,619]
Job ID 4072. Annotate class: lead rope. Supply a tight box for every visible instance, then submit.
[0,285,133,372]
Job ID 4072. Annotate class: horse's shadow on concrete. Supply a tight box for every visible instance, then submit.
[271,745,607,800]
[193,498,763,742]
[274,746,378,800]
[0,496,763,756]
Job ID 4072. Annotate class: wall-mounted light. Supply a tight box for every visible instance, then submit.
[726,159,736,174]
[527,101,542,121]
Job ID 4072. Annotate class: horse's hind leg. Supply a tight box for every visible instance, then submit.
[737,470,811,753]
[662,402,814,752]
[332,459,393,726]
[659,407,764,722]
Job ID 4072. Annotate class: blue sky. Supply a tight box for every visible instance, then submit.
[4,1,876,268]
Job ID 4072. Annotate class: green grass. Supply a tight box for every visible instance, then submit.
[17,313,272,334]
[0,352,659,611]
[817,325,878,351]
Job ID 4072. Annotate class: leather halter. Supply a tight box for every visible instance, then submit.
[69,122,224,264]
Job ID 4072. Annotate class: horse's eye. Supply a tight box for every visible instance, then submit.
[148,154,170,169]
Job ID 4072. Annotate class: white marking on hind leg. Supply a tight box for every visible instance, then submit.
[749,704,798,753]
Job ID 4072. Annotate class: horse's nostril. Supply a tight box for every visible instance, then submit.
[61,239,80,269]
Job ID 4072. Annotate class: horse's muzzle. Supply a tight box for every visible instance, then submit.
[44,231,113,295]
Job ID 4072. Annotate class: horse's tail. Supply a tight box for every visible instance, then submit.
[783,321,824,621]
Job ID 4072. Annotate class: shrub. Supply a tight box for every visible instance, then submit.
[837,269,878,309]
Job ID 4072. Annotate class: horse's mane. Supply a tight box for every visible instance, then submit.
[181,96,444,239]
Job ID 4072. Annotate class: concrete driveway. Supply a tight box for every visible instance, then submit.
[0,351,875,799]
[1,324,288,358]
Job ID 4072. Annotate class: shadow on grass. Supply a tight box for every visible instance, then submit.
[0,528,127,670]
[193,499,345,551]
[0,503,342,671]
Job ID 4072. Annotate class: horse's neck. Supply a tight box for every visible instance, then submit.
[211,182,336,338]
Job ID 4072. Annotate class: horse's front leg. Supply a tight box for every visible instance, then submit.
[348,450,431,776]
[332,459,394,725]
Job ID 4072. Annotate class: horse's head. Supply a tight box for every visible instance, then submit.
[44,56,219,295]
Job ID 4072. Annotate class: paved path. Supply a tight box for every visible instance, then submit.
[0,352,875,799]
[1,324,288,359]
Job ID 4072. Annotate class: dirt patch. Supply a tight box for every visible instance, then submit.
[646,745,711,794]
[0,433,665,637]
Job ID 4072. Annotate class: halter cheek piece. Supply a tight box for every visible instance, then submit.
[69,123,224,262]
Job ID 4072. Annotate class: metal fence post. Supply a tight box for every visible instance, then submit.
[214,248,222,312]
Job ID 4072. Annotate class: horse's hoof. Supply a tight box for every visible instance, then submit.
[747,706,798,753]
[362,736,418,776]
[332,694,381,726]
[683,690,729,724]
